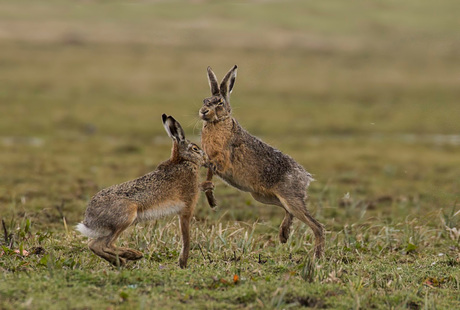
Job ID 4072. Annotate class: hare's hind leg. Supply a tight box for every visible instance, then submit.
[276,195,325,258]
[89,203,143,266]
[250,192,293,244]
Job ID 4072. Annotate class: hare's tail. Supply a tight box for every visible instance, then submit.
[76,223,110,239]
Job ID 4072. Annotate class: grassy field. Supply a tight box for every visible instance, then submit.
[1,1,460,309]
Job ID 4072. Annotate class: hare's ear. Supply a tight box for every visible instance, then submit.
[207,66,220,96]
[220,65,237,100]
[162,114,185,142]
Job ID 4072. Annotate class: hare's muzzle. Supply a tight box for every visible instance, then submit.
[199,107,210,117]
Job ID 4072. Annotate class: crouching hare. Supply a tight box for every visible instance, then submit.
[200,65,325,258]
[77,114,206,268]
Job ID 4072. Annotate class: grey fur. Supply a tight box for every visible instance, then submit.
[77,114,206,268]
[199,66,325,258]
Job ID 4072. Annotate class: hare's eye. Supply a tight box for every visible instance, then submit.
[217,101,224,106]
[192,145,199,152]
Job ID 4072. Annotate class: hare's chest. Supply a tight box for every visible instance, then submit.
[201,130,230,158]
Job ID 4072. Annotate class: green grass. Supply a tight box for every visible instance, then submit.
[1,0,460,309]
[1,212,460,309]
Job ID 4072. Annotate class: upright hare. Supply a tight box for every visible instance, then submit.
[199,66,325,258]
[77,114,206,268]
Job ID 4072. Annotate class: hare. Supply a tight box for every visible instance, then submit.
[76,114,207,268]
[199,65,325,258]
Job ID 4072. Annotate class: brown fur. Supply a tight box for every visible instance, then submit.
[77,114,206,268]
[199,66,325,258]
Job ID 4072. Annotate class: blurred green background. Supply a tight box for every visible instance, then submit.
[0,0,459,228]
[1,1,460,309]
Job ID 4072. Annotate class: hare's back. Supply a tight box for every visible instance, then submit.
[89,168,174,205]
[229,129,303,187]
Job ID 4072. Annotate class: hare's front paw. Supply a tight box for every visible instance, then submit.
[208,161,223,174]
[200,181,215,192]
[208,162,217,173]
[205,190,217,208]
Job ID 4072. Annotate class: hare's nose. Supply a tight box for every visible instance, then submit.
[201,109,210,115]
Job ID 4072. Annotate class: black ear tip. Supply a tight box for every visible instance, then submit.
[233,65,238,69]
[162,114,167,123]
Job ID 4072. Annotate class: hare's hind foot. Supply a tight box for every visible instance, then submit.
[279,211,294,243]
[116,247,143,261]
[89,239,127,267]
[89,238,142,266]
[313,228,325,259]
[314,244,325,259]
